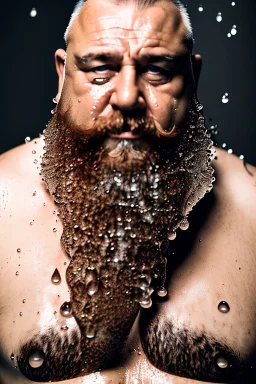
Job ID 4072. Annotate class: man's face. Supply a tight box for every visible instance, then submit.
[56,0,194,143]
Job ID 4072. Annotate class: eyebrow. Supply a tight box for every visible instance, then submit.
[74,53,188,66]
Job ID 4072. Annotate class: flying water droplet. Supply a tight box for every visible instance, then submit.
[231,25,237,35]
[216,12,222,22]
[30,8,37,17]
[222,143,227,148]
[51,268,61,285]
[60,301,72,317]
[231,1,235,6]
[222,93,229,104]
[218,301,230,313]
[216,356,229,369]
[25,137,31,143]
[157,287,167,297]
[198,5,203,12]
[28,350,44,369]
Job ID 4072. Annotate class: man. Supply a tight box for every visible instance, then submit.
[0,0,255,383]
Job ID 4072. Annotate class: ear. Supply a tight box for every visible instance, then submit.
[191,54,202,91]
[54,49,66,102]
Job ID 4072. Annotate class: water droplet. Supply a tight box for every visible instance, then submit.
[15,271,19,276]
[51,109,55,115]
[198,5,203,12]
[216,12,222,22]
[10,353,14,360]
[52,97,57,104]
[87,281,98,296]
[32,150,36,154]
[218,301,230,313]
[239,155,244,160]
[28,350,45,368]
[51,268,61,285]
[53,228,57,232]
[180,219,189,231]
[222,143,227,148]
[22,299,26,303]
[157,287,167,297]
[168,232,176,241]
[30,8,37,17]
[60,325,69,331]
[86,325,96,339]
[25,137,31,143]
[228,149,233,154]
[231,1,235,6]
[17,248,21,253]
[60,301,72,317]
[222,93,229,103]
[231,25,237,35]
[139,298,152,309]
[33,159,38,164]
[78,98,81,103]
[227,32,231,38]
[19,312,22,316]
[216,356,229,369]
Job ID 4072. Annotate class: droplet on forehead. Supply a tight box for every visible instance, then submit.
[216,356,229,369]
[28,350,45,369]
[218,301,230,313]
[51,268,61,284]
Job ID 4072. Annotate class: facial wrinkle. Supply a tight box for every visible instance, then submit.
[37,94,213,378]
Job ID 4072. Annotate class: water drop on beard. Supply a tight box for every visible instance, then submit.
[139,297,152,309]
[60,301,72,317]
[28,350,45,368]
[180,219,189,231]
[157,287,167,297]
[87,281,99,296]
[168,232,176,241]
[218,301,230,313]
[10,353,14,360]
[86,325,96,339]
[51,268,61,285]
[216,356,229,369]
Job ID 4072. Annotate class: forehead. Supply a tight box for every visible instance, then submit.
[68,0,189,56]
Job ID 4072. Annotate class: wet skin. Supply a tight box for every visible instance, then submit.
[1,0,256,383]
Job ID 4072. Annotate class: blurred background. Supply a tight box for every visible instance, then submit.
[2,0,256,164]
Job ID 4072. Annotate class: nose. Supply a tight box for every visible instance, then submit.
[109,66,146,111]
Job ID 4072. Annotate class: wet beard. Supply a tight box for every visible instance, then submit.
[41,95,214,373]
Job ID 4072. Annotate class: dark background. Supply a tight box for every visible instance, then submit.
[2,0,256,164]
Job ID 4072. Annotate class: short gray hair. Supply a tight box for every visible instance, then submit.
[64,0,193,51]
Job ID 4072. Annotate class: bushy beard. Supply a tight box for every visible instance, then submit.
[41,95,214,372]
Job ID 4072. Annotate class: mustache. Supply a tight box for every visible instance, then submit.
[56,108,180,141]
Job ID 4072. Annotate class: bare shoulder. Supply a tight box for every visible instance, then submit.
[213,147,256,221]
[0,138,46,216]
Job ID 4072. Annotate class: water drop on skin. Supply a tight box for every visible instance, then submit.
[51,268,61,285]
[61,325,69,330]
[60,301,72,317]
[53,228,57,232]
[216,356,229,369]
[17,248,21,253]
[28,350,45,368]
[10,353,14,360]
[25,137,31,143]
[157,287,167,297]
[218,301,230,313]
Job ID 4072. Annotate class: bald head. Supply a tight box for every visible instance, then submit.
[64,0,193,51]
